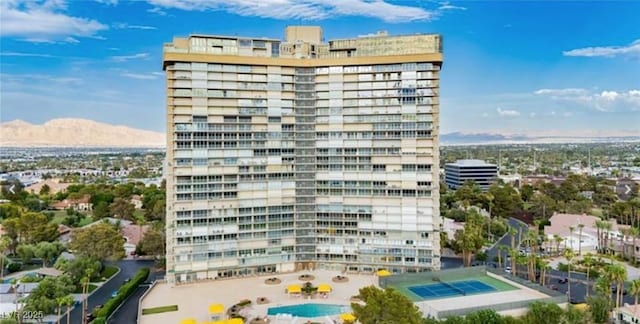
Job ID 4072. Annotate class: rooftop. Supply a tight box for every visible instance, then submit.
[446,159,497,167]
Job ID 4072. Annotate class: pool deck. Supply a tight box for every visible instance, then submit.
[140,269,379,324]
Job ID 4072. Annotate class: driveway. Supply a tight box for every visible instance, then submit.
[487,217,529,263]
[108,270,164,324]
[59,259,154,324]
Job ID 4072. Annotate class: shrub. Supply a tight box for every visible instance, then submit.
[92,268,150,323]
[557,263,569,272]
[7,263,21,273]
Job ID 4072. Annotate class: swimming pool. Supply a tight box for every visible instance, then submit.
[267,303,350,318]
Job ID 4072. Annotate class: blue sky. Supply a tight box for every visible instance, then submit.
[1,0,639,136]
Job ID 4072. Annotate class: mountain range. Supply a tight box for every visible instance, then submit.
[1,118,638,147]
[0,119,165,148]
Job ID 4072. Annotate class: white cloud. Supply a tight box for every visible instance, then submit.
[0,0,108,42]
[95,0,118,4]
[113,23,157,30]
[0,51,53,58]
[496,107,520,117]
[145,0,437,22]
[110,53,150,62]
[147,7,168,15]
[563,39,640,58]
[534,88,640,112]
[529,112,536,118]
[64,36,80,43]
[438,2,466,10]
[121,72,159,80]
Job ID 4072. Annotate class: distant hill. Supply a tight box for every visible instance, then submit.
[441,131,640,145]
[0,119,165,148]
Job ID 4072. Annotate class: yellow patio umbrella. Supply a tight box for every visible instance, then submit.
[318,283,332,293]
[376,269,392,277]
[287,284,301,294]
[208,303,225,314]
[339,313,356,322]
[180,319,197,324]
[226,319,244,324]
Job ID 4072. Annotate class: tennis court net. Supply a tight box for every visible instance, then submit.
[440,281,466,296]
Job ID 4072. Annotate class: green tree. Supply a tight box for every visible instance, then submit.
[23,275,75,314]
[630,279,640,314]
[39,184,51,196]
[563,304,588,324]
[16,244,35,264]
[488,183,523,219]
[54,257,101,283]
[464,309,504,323]
[33,241,64,267]
[109,197,135,221]
[0,236,11,281]
[587,295,611,324]
[563,248,575,302]
[145,199,166,221]
[92,201,110,219]
[138,225,165,258]
[521,301,564,324]
[351,286,423,324]
[69,223,125,261]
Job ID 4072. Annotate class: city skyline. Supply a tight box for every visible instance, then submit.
[1,0,639,134]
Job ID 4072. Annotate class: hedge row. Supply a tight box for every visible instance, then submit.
[92,267,150,324]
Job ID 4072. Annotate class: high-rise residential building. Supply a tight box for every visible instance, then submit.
[444,159,498,191]
[163,26,443,285]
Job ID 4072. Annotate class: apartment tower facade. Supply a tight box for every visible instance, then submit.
[163,27,443,285]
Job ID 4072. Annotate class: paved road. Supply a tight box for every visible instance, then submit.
[487,218,529,262]
[59,259,154,324]
[108,270,164,324]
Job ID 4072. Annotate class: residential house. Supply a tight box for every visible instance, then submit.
[131,195,143,209]
[442,217,465,241]
[121,223,150,256]
[544,212,630,254]
[58,224,72,243]
[51,194,93,211]
[614,304,640,324]
[522,175,566,187]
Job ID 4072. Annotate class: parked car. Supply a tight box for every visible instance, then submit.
[111,291,118,298]
[505,267,512,274]
[558,278,568,284]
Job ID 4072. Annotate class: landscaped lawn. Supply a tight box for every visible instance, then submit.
[591,208,604,217]
[142,305,179,315]
[77,216,94,227]
[100,266,119,279]
[50,211,69,224]
[74,283,98,294]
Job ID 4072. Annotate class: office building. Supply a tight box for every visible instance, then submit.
[444,159,498,191]
[163,26,443,285]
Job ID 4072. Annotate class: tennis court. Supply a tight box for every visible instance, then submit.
[408,279,497,299]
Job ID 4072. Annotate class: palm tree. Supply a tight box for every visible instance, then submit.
[0,236,10,282]
[569,226,575,250]
[583,253,594,298]
[630,279,640,313]
[577,223,585,255]
[563,248,575,302]
[631,227,640,264]
[56,296,65,324]
[538,258,549,286]
[497,245,508,269]
[554,235,563,256]
[64,295,75,324]
[604,263,628,309]
[603,221,613,254]
[510,248,518,277]
[596,219,605,252]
